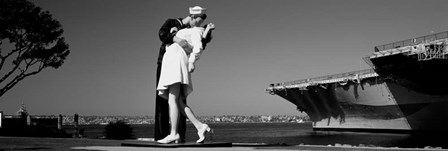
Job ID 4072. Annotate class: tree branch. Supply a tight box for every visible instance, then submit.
[0,47,26,84]
[0,59,22,84]
[29,59,39,67]
[0,40,3,54]
[0,64,44,97]
[0,57,5,72]
[0,30,28,72]
[0,73,24,97]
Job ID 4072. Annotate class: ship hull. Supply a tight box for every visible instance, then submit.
[273,75,448,133]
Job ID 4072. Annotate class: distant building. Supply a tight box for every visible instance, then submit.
[1,103,59,129]
[16,103,29,118]
[261,115,272,122]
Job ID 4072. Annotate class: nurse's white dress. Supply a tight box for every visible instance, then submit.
[157,27,204,100]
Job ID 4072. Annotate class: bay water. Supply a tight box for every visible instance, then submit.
[67,122,447,148]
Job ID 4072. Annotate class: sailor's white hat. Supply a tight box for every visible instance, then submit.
[189,6,206,15]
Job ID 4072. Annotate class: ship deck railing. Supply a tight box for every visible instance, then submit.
[365,31,448,67]
[374,31,448,52]
[268,69,378,91]
[368,38,448,59]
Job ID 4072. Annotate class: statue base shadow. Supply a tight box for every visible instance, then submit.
[121,141,232,148]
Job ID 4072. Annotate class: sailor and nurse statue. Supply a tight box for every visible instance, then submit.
[154,6,216,144]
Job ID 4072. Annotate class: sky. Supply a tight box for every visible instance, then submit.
[1,0,448,116]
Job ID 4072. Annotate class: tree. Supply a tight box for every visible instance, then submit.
[0,0,69,97]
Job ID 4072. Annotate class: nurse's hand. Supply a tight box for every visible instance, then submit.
[188,62,195,73]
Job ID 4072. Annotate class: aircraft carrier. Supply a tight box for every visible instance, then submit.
[267,31,448,133]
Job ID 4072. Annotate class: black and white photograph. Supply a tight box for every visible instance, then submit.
[1,0,448,150]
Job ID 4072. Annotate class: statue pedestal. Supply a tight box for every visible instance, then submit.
[121,140,232,148]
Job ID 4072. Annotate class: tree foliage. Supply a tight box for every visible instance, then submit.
[0,0,69,97]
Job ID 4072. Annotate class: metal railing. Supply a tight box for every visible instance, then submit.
[269,69,377,88]
[374,31,448,52]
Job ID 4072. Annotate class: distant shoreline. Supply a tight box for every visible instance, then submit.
[63,121,312,126]
[3,114,310,125]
